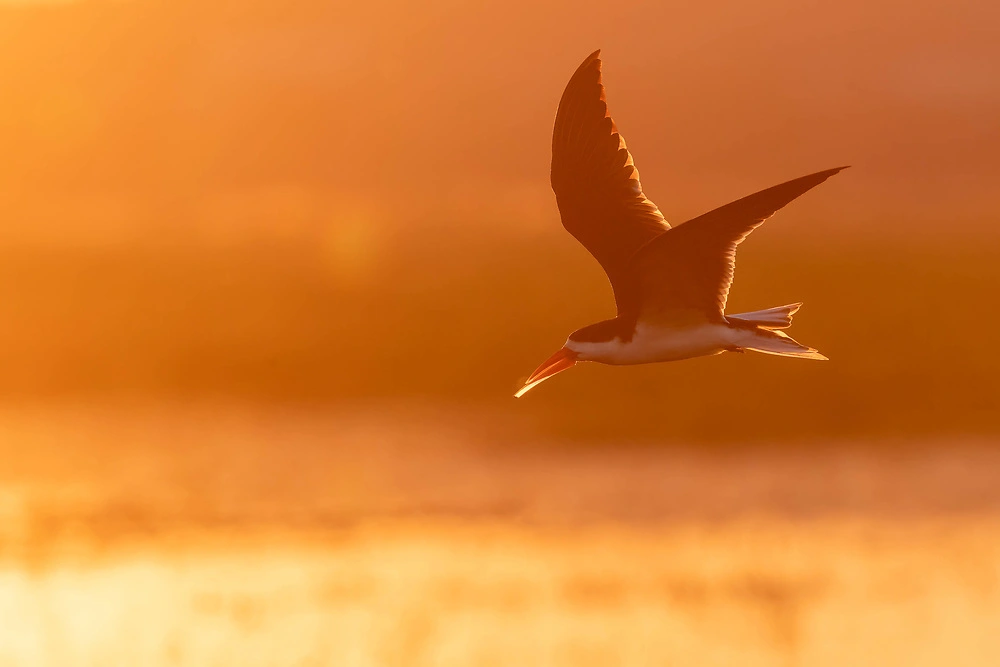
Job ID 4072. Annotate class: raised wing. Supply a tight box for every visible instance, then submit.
[629,167,848,323]
[551,50,669,313]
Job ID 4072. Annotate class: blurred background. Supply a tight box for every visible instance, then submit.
[1,0,999,665]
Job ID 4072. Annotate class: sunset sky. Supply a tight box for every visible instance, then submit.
[0,0,998,243]
[3,4,1000,666]
[0,0,995,432]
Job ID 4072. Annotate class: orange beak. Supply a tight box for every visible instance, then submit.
[514,347,579,398]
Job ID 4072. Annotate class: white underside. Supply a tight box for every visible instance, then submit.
[568,323,740,365]
[567,321,826,365]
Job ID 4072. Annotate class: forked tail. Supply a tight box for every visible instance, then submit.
[740,326,827,360]
[728,304,827,360]
[727,303,801,329]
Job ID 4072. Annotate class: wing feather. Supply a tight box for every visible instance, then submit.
[629,167,848,323]
[551,50,669,315]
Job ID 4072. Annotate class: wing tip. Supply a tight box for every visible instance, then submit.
[576,49,602,72]
[809,165,851,186]
[559,49,604,97]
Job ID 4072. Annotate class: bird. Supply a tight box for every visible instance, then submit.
[514,50,847,398]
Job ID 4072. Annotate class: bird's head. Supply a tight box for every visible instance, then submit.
[514,319,624,397]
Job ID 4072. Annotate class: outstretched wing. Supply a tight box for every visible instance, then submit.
[629,167,848,324]
[551,50,669,314]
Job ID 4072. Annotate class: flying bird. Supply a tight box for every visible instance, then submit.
[515,50,847,398]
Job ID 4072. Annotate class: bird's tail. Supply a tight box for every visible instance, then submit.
[736,320,828,361]
[727,303,801,329]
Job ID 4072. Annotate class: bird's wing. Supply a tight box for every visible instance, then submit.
[628,167,848,324]
[551,50,669,315]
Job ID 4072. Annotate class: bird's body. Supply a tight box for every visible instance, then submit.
[572,321,734,364]
[514,50,846,398]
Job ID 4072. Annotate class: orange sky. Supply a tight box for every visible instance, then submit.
[0,0,996,442]
[0,0,998,241]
